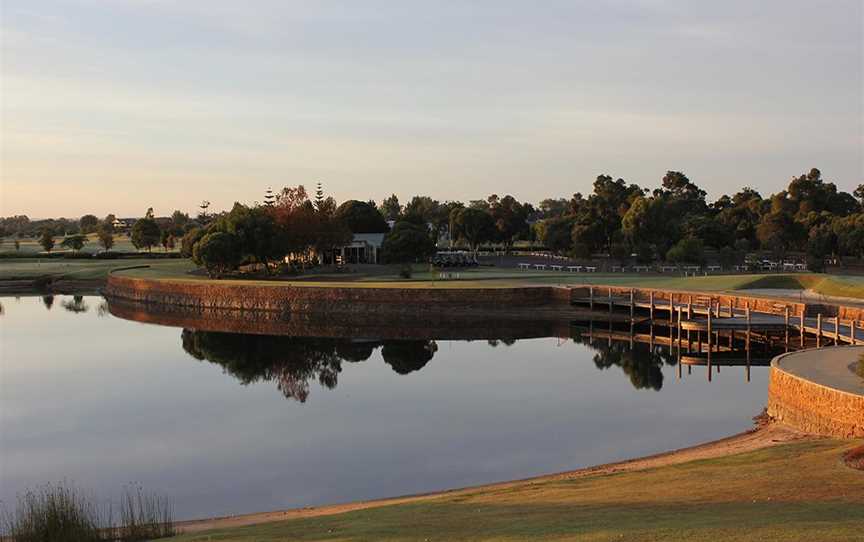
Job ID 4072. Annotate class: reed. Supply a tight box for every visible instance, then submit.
[2,482,174,542]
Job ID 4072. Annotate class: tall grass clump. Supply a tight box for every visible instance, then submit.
[2,483,102,542]
[2,482,175,542]
[114,484,174,541]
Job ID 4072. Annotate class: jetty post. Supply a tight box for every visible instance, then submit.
[784,306,790,350]
[800,310,805,348]
[589,286,594,311]
[649,291,655,319]
[816,313,822,348]
[834,316,840,345]
[608,287,613,315]
[687,295,693,319]
[745,306,752,382]
[629,289,635,321]
[669,292,674,321]
[706,309,713,381]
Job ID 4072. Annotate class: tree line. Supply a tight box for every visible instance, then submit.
[3,168,863,271]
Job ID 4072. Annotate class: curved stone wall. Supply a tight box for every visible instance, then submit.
[104,273,574,316]
[767,348,864,438]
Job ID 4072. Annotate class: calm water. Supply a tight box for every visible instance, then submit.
[0,295,770,520]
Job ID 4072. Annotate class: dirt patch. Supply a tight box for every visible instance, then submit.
[174,420,810,534]
[843,444,864,471]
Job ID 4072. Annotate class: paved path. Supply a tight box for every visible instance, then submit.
[775,345,864,396]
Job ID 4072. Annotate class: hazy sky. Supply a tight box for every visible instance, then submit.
[1,0,861,218]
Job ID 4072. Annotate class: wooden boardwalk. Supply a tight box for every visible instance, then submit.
[571,286,864,346]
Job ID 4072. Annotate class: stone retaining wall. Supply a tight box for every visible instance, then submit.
[767,352,864,438]
[105,274,573,315]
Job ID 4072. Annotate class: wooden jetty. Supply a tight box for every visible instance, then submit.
[570,285,864,347]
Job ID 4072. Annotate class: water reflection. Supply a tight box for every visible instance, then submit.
[42,295,54,310]
[572,335,672,391]
[180,326,686,399]
[61,295,88,313]
[2,295,773,520]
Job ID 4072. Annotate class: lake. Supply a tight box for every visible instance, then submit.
[0,294,771,520]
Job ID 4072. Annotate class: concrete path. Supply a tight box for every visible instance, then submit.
[775,345,864,396]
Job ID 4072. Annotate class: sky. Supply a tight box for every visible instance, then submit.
[1,0,862,218]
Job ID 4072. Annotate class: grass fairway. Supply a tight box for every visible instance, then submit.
[118,263,864,299]
[168,439,864,542]
[0,258,192,281]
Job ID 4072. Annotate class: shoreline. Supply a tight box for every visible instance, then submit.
[174,420,811,534]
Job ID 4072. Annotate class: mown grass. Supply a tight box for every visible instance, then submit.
[0,234,177,255]
[0,259,192,282]
[3,255,864,300]
[168,439,864,542]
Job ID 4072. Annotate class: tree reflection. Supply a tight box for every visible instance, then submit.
[381,340,438,374]
[571,332,675,391]
[181,330,440,400]
[61,295,88,313]
[42,295,54,310]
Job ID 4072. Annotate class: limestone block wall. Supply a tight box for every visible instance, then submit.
[105,274,573,316]
[767,353,864,438]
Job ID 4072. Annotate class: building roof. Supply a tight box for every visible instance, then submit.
[351,233,386,247]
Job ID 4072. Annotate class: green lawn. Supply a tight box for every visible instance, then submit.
[168,439,864,542]
[0,233,178,255]
[3,256,864,300]
[0,258,191,281]
[119,263,864,297]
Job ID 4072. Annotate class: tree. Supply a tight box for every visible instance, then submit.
[180,227,207,258]
[98,226,114,251]
[381,221,436,264]
[488,195,529,250]
[171,210,190,230]
[130,214,161,252]
[160,229,174,251]
[39,229,55,252]
[535,216,574,255]
[379,194,402,221]
[806,223,835,272]
[451,207,495,252]
[61,234,88,252]
[854,184,864,208]
[220,203,284,272]
[665,238,705,265]
[102,214,116,233]
[192,231,242,277]
[79,214,99,234]
[335,200,388,233]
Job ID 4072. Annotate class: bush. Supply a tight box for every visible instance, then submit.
[398,264,412,278]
